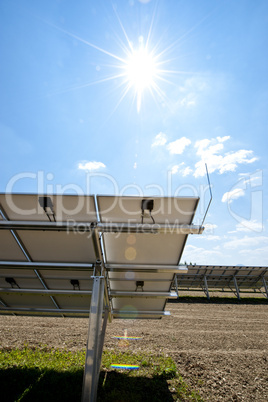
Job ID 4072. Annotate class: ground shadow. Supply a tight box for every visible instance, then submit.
[0,367,83,402]
[169,295,268,305]
[98,370,174,402]
[0,367,173,402]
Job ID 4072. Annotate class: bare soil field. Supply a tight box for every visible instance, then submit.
[0,300,267,401]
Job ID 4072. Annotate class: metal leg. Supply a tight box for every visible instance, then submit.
[82,275,105,402]
[203,275,210,300]
[174,275,179,298]
[233,276,240,300]
[97,308,109,376]
[262,276,268,298]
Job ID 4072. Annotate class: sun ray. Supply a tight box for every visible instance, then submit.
[46,73,127,98]
[45,20,126,63]
[43,4,201,113]
[145,2,157,49]
[113,5,134,53]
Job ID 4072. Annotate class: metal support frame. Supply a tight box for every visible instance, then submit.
[0,288,92,296]
[112,310,170,318]
[106,264,188,273]
[0,261,93,270]
[0,220,204,234]
[174,275,179,298]
[81,271,106,402]
[233,276,240,300]
[261,276,268,298]
[202,275,210,300]
[110,290,177,298]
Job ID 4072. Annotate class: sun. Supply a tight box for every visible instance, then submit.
[124,42,158,112]
[49,11,172,113]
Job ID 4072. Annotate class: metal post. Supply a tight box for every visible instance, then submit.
[203,275,210,300]
[174,275,179,298]
[82,275,105,402]
[97,308,109,376]
[233,276,240,300]
[262,276,268,298]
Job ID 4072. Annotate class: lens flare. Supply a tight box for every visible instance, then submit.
[111,364,140,370]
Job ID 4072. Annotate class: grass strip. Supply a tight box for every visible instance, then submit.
[0,347,203,401]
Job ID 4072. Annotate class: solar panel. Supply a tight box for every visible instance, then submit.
[0,193,97,221]
[97,195,198,224]
[0,194,98,317]
[97,195,200,319]
[0,193,202,402]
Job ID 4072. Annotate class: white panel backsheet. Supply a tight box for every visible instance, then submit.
[97,195,198,224]
[103,232,186,265]
[39,269,93,290]
[108,271,174,292]
[112,298,165,312]
[16,231,96,263]
[0,231,27,261]
[0,194,97,222]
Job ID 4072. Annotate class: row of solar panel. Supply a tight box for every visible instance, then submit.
[0,194,198,318]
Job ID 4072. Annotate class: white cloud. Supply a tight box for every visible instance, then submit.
[217,135,230,143]
[223,235,268,250]
[78,161,106,171]
[238,246,268,264]
[180,94,196,107]
[167,137,191,154]
[133,162,137,169]
[195,139,211,155]
[170,163,192,176]
[235,220,263,233]
[151,132,167,147]
[175,77,209,109]
[181,166,193,176]
[170,164,181,174]
[203,235,221,241]
[222,188,245,203]
[205,223,218,230]
[182,244,224,264]
[194,136,257,177]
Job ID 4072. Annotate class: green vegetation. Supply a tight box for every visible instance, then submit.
[0,346,203,402]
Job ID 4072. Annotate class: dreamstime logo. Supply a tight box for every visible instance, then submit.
[4,171,212,223]
[222,170,263,233]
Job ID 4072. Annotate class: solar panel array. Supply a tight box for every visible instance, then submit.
[0,193,201,319]
[175,265,268,298]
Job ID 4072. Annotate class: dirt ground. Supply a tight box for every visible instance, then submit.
[0,300,267,401]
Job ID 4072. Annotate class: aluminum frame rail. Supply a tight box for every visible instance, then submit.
[112,310,171,319]
[0,220,204,234]
[105,264,188,273]
[0,261,93,270]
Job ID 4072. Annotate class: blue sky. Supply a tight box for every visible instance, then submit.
[0,0,267,266]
